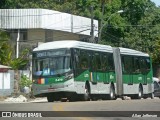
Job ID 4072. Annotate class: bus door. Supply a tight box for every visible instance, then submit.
[108,54,116,83]
[122,56,133,85]
[132,57,142,85]
[73,48,89,82]
[101,53,116,84]
[102,54,109,84]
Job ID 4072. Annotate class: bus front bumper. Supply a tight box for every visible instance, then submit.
[32,79,75,96]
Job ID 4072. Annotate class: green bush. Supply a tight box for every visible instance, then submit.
[19,74,32,88]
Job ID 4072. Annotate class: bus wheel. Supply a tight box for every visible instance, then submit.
[109,85,115,100]
[83,84,90,101]
[149,93,154,99]
[137,86,143,99]
[47,94,54,102]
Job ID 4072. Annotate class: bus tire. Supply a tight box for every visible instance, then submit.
[47,94,54,102]
[149,93,154,99]
[83,84,90,101]
[109,85,116,100]
[137,85,143,99]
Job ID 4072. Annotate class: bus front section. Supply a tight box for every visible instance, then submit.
[32,49,75,101]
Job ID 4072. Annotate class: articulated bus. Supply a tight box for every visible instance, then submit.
[32,40,153,102]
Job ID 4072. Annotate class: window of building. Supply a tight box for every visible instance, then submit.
[9,29,27,41]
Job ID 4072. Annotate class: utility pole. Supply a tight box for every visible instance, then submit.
[16,29,20,58]
[90,5,94,43]
[98,0,105,42]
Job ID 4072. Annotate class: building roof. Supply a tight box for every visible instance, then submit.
[0,9,98,36]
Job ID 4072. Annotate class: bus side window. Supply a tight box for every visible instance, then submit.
[80,50,88,69]
[96,53,101,70]
[108,54,114,71]
[121,56,125,72]
[140,58,147,73]
[145,58,151,71]
[133,57,140,73]
[88,51,92,70]
[101,54,108,71]
[74,49,80,69]
[122,56,132,73]
[92,53,96,71]
[140,57,151,73]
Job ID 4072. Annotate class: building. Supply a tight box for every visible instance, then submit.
[0,9,98,57]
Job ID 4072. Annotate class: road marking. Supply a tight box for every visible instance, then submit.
[52,103,93,120]
[78,117,92,120]
[53,104,65,111]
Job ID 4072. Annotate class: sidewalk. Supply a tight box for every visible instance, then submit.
[0,95,47,103]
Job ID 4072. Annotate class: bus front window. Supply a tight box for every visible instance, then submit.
[33,56,71,76]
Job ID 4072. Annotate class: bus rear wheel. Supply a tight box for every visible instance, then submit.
[109,85,116,100]
[149,93,154,99]
[136,86,143,99]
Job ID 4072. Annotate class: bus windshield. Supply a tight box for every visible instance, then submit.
[33,52,71,77]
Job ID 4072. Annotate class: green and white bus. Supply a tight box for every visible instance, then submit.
[32,40,153,102]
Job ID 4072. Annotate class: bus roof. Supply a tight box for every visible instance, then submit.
[33,40,113,53]
[119,47,149,57]
[33,40,149,57]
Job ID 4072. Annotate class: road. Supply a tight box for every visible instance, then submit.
[0,98,160,120]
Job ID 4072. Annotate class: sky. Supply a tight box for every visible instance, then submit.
[151,0,160,6]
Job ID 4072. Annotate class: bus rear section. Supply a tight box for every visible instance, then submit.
[113,47,153,99]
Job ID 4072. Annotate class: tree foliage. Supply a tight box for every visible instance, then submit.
[1,0,160,64]
[0,30,29,70]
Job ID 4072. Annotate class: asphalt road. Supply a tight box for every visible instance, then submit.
[0,98,160,120]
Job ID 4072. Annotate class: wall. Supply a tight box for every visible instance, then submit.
[52,30,79,41]
[0,70,14,96]
[28,29,45,43]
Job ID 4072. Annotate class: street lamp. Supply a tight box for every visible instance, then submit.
[98,10,124,42]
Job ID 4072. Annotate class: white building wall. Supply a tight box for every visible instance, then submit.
[0,9,98,37]
[0,70,14,96]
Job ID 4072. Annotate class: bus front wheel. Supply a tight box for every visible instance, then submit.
[83,84,90,101]
[47,94,54,102]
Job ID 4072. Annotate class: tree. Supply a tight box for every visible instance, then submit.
[1,0,160,65]
[0,30,29,70]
